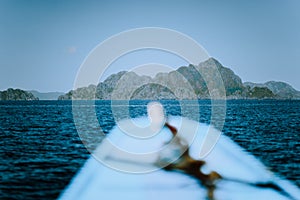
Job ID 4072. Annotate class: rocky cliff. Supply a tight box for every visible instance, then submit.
[58,58,300,100]
[0,88,38,100]
[244,81,300,99]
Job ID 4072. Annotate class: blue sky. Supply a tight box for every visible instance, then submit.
[1,0,299,92]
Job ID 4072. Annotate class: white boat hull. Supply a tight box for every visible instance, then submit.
[59,117,300,200]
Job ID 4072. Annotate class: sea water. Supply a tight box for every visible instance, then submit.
[0,100,299,199]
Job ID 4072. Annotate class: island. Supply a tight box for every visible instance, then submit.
[58,58,300,100]
[0,88,38,100]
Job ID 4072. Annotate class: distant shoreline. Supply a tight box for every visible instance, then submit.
[2,58,300,101]
[59,98,299,101]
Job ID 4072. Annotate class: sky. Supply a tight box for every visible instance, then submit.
[0,0,299,92]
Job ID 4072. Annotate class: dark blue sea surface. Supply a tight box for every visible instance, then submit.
[0,100,299,199]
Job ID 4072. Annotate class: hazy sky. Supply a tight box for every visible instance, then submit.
[1,0,299,92]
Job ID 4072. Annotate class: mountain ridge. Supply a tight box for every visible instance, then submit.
[58,58,300,100]
[28,90,65,100]
[244,81,300,99]
[0,88,38,100]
